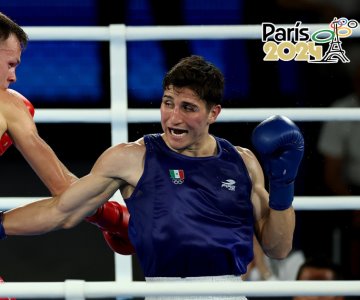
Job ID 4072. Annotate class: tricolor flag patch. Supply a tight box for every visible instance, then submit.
[169,169,185,184]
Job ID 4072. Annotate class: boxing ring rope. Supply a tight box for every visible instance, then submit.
[33,107,360,123]
[1,280,360,299]
[21,24,360,40]
[1,24,360,298]
[0,196,359,211]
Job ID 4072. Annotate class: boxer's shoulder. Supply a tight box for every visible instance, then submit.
[235,146,259,169]
[94,141,145,186]
[0,89,27,115]
[106,140,146,160]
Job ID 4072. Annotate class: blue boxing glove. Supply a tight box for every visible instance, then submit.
[251,115,304,210]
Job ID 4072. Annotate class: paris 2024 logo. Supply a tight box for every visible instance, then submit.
[262,17,358,63]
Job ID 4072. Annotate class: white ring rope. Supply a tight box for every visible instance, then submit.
[1,196,359,210]
[0,280,360,299]
[23,24,360,40]
[1,24,359,299]
[34,108,360,123]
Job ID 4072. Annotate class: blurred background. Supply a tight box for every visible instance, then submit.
[0,0,360,299]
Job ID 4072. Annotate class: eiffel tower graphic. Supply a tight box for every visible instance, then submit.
[321,18,350,63]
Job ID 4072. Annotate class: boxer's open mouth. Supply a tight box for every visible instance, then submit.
[169,128,188,137]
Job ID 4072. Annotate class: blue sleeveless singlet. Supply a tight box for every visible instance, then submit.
[125,134,254,277]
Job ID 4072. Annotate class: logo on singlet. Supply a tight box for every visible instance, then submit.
[169,169,185,184]
[221,179,236,191]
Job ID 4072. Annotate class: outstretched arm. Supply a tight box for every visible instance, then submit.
[2,145,125,236]
[3,89,77,195]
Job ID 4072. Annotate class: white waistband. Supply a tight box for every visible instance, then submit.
[146,275,243,282]
[144,276,247,300]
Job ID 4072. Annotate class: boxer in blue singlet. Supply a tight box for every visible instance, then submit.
[126,134,254,278]
[2,55,304,300]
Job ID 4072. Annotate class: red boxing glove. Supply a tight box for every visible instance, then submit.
[0,90,35,156]
[85,201,135,255]
[0,276,16,300]
[103,231,135,256]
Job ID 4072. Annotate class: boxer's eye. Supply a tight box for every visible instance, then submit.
[182,103,198,112]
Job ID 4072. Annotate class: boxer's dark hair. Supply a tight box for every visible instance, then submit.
[163,55,224,109]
